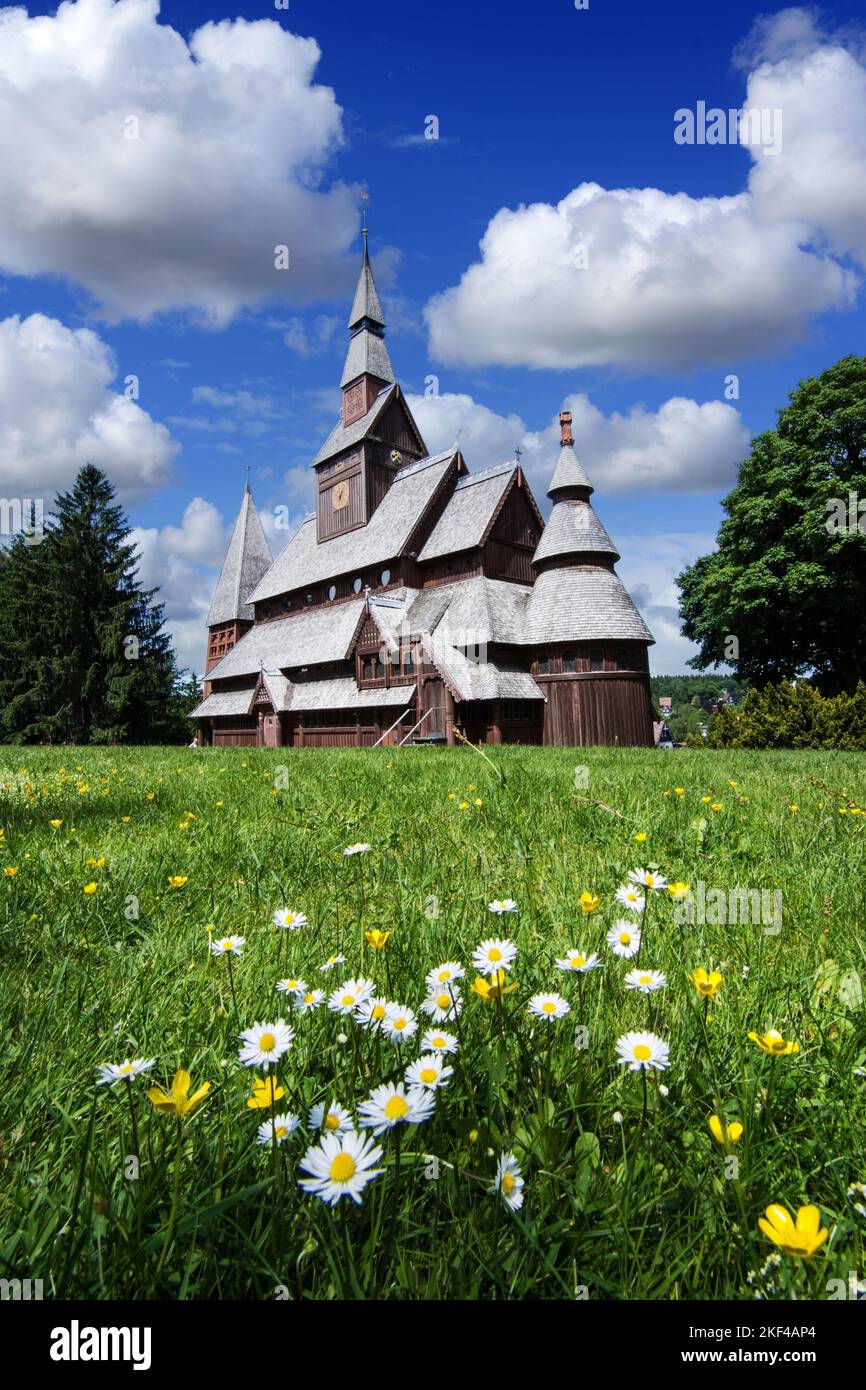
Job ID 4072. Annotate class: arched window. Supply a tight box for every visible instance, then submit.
[380,568,391,586]
[327,584,337,602]
[352,577,363,594]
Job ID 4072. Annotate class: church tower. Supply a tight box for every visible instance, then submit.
[204,483,272,689]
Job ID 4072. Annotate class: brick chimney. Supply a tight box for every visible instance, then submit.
[559,410,574,446]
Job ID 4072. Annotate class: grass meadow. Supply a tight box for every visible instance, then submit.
[1,744,864,1301]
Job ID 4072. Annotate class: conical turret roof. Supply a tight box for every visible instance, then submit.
[348,240,385,329]
[206,486,273,626]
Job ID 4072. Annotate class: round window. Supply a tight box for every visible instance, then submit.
[352,577,363,594]
[327,584,337,602]
[379,568,391,586]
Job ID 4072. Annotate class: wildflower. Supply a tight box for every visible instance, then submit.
[297,988,325,1014]
[472,970,519,1002]
[579,890,600,913]
[328,978,375,1015]
[237,1020,294,1069]
[748,1029,799,1057]
[49,819,63,828]
[472,938,518,973]
[658,1084,669,1098]
[356,996,388,1029]
[615,885,645,912]
[425,961,465,989]
[667,881,690,900]
[634,832,647,843]
[256,1113,300,1146]
[273,908,308,930]
[3,867,18,878]
[528,992,570,1020]
[555,949,602,974]
[276,977,307,997]
[758,1204,828,1258]
[789,804,799,813]
[167,876,188,889]
[96,1058,155,1086]
[490,1152,524,1211]
[689,967,724,998]
[488,899,517,915]
[211,935,245,957]
[319,954,346,973]
[628,868,667,892]
[607,922,641,959]
[83,882,98,895]
[421,988,462,1022]
[247,1077,285,1109]
[624,969,666,994]
[358,1081,434,1134]
[421,1028,458,1054]
[613,1111,624,1125]
[381,1003,418,1043]
[615,1031,670,1072]
[308,1100,353,1134]
[405,1054,454,1091]
[847,1182,866,1221]
[364,929,390,950]
[343,843,371,857]
[711,802,723,812]
[674,788,685,796]
[147,1069,211,1118]
[458,800,470,811]
[298,1130,383,1205]
[84,857,105,868]
[709,1115,743,1145]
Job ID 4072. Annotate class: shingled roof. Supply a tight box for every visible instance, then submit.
[524,567,654,644]
[417,463,517,562]
[532,499,620,566]
[249,451,460,602]
[206,487,272,627]
[206,597,368,680]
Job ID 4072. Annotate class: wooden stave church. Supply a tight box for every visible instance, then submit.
[191,241,655,749]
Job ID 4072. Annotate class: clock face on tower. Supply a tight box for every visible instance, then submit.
[331,481,350,511]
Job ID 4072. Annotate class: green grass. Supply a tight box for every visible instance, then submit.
[1,744,864,1300]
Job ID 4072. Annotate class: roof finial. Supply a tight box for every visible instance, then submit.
[244,462,251,493]
[559,410,574,447]
[361,189,370,250]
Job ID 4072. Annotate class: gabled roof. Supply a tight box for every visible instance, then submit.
[523,567,654,644]
[249,450,460,602]
[205,597,368,680]
[206,488,273,627]
[430,640,546,703]
[311,383,397,467]
[532,499,619,566]
[417,463,518,562]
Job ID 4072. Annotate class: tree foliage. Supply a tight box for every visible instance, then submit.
[709,681,866,750]
[677,355,866,694]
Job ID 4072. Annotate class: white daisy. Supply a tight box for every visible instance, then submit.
[615,885,646,912]
[298,1129,383,1205]
[308,1100,353,1134]
[615,1030,670,1071]
[296,988,325,1013]
[276,977,307,997]
[624,968,666,994]
[273,908,308,930]
[358,1081,435,1134]
[421,987,462,1022]
[96,1058,155,1086]
[319,954,346,973]
[420,1028,459,1055]
[328,977,375,1015]
[607,922,642,959]
[356,996,389,1030]
[528,992,570,1020]
[425,961,465,990]
[490,1151,524,1211]
[381,1002,418,1044]
[256,1112,300,1146]
[472,938,518,973]
[237,1020,295,1069]
[404,1054,454,1091]
[210,935,245,957]
[488,899,517,915]
[628,868,667,892]
[555,949,602,973]
[343,843,371,857]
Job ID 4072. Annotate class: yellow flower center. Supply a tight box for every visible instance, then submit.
[330,1154,356,1182]
[542,1001,556,1013]
[646,875,655,887]
[432,1037,445,1048]
[221,940,232,950]
[384,1095,409,1120]
[303,993,314,1004]
[639,975,652,985]
[619,932,631,944]
[420,1068,437,1084]
[488,947,502,962]
[437,993,450,1009]
[634,1044,652,1061]
[502,1174,515,1195]
[437,969,450,981]
[341,994,355,1006]
[325,1114,340,1131]
[119,1064,132,1074]
[372,1003,385,1019]
[393,1017,407,1031]
[275,1126,288,1140]
[259,1033,276,1052]
[572,955,586,967]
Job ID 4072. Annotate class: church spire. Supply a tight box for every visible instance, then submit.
[533,411,619,571]
[341,234,394,416]
[206,486,273,628]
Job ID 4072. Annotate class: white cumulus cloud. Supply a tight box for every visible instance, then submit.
[0,0,358,323]
[130,496,230,673]
[0,312,178,497]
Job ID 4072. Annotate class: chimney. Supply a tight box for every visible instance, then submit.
[559,410,574,446]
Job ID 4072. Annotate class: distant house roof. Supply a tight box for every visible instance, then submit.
[248,451,459,602]
[206,488,272,627]
[417,464,518,562]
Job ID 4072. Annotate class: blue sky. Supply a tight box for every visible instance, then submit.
[1,0,864,674]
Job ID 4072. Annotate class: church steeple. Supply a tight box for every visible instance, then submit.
[341,236,394,420]
[532,411,619,571]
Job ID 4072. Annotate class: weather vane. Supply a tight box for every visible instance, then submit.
[360,189,370,239]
